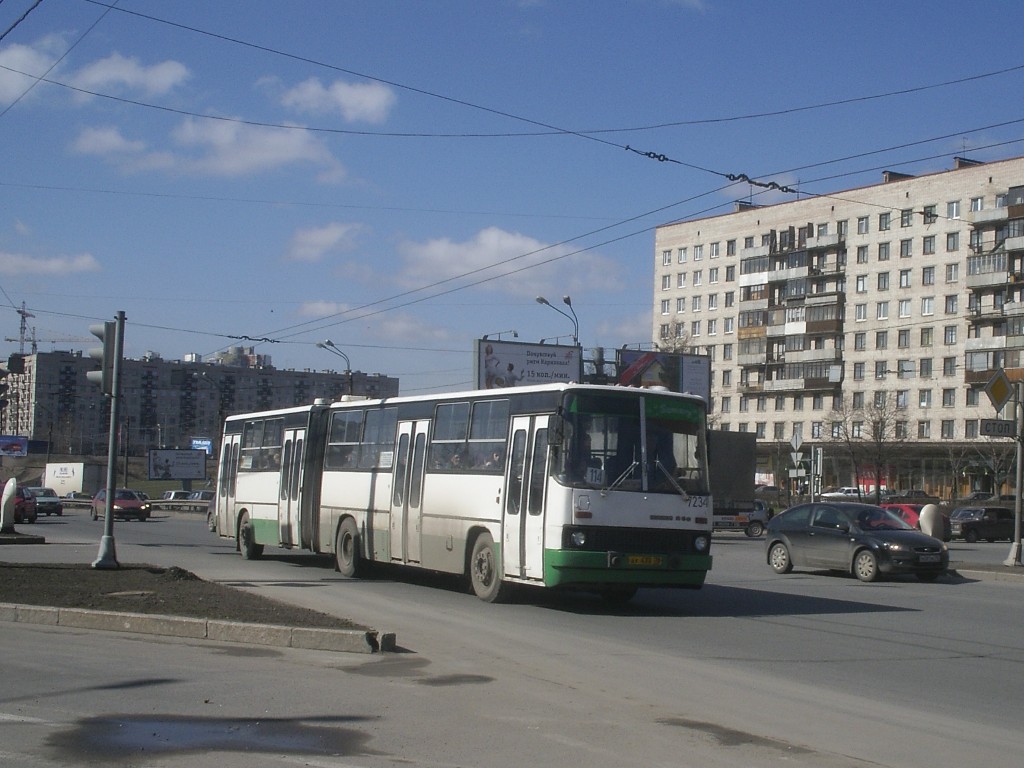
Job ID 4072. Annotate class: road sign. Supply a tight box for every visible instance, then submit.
[790,431,803,452]
[980,418,1016,438]
[790,451,804,466]
[985,369,1014,413]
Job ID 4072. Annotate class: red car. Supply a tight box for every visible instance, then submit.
[12,486,37,524]
[91,489,151,521]
[881,503,923,528]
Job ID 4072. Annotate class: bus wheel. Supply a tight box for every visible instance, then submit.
[238,514,263,560]
[469,532,511,603]
[335,518,361,578]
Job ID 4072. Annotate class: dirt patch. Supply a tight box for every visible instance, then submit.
[0,562,365,630]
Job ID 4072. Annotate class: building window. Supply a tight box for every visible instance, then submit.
[722,370,731,386]
[837,220,848,237]
[965,419,978,438]
[707,319,717,335]
[947,200,960,220]
[945,263,959,282]
[857,245,868,263]
[944,295,958,314]
[922,296,934,316]
[709,267,719,283]
[693,270,702,286]
[726,265,736,281]
[921,327,933,346]
[876,301,889,320]
[662,250,672,266]
[691,321,700,337]
[661,300,670,315]
[725,291,735,307]
[852,391,865,409]
[691,296,702,312]
[659,324,669,339]
[896,390,909,408]
[944,325,957,345]
[923,235,935,255]
[898,328,910,346]
[920,358,933,378]
[854,332,866,351]
[970,196,983,212]
[678,247,687,263]
[918,421,931,439]
[923,205,937,224]
[942,388,955,407]
[677,272,686,288]
[811,422,822,439]
[721,396,731,413]
[856,275,867,293]
[724,317,734,333]
[853,362,865,380]
[875,361,888,379]
[855,303,868,321]
[878,242,890,261]
[676,297,685,313]
[922,266,935,285]
[773,422,785,440]
[708,293,718,310]
[857,216,869,234]
[710,242,720,258]
[941,420,955,439]
[967,388,980,406]
[900,239,913,258]
[661,275,671,290]
[943,357,956,376]
[726,239,736,256]
[879,212,891,231]
[901,209,913,227]
[723,343,733,360]
[946,232,959,252]
[877,272,889,291]
[744,236,754,249]
[899,269,911,288]
[693,245,703,261]
[755,422,766,439]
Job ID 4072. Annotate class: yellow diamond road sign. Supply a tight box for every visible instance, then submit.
[985,369,1014,413]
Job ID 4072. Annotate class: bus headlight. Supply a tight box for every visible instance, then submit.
[694,535,709,552]
[569,531,587,548]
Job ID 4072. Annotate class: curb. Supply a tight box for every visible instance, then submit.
[949,566,1024,584]
[0,602,396,654]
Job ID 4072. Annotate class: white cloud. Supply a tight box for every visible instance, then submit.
[286,222,362,262]
[71,126,146,156]
[69,52,189,96]
[298,300,347,317]
[172,117,345,179]
[0,37,63,102]
[281,78,396,124]
[397,226,620,298]
[0,251,100,276]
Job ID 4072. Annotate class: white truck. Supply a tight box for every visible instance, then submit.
[708,430,767,537]
[43,462,105,499]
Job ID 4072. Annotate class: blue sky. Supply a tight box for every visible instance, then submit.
[2,0,1023,394]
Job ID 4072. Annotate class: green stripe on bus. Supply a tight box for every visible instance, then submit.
[543,549,712,588]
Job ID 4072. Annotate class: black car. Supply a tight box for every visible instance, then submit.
[950,506,1015,543]
[764,502,948,582]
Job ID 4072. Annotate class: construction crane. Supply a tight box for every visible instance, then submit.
[5,326,93,354]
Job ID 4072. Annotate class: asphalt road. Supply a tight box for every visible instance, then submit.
[2,509,1023,768]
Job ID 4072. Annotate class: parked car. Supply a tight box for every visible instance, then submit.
[91,489,151,521]
[26,487,63,516]
[161,490,192,501]
[820,487,862,501]
[950,506,1015,543]
[11,486,37,524]
[880,503,924,528]
[959,491,994,503]
[186,490,214,511]
[764,502,948,582]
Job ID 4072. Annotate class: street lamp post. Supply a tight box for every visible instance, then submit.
[535,295,579,345]
[316,340,352,395]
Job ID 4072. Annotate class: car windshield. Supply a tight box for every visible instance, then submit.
[852,507,914,531]
[114,490,139,500]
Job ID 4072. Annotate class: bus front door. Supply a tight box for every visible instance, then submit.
[278,427,305,547]
[390,420,428,564]
[503,415,548,580]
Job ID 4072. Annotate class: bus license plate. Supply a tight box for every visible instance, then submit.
[627,555,663,567]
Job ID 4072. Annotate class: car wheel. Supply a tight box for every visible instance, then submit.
[469,531,512,603]
[206,510,217,533]
[238,513,263,560]
[965,529,979,543]
[745,521,764,538]
[853,549,880,582]
[334,517,361,578]
[768,542,792,574]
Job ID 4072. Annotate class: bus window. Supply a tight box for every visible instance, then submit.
[240,417,284,471]
[506,429,527,515]
[527,429,548,515]
[325,411,363,470]
[361,407,397,469]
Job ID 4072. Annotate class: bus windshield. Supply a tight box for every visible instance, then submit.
[559,390,708,495]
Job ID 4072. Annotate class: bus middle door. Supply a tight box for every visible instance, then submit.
[278,427,305,547]
[390,420,428,564]
[503,415,548,580]
[216,432,240,539]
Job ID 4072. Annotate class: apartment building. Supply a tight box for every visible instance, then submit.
[1,349,399,458]
[653,155,1024,495]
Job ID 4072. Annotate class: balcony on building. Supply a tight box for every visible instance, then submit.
[968,207,1009,226]
[804,233,842,251]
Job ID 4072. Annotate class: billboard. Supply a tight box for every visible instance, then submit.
[0,435,28,457]
[616,350,711,404]
[148,449,208,481]
[475,339,582,389]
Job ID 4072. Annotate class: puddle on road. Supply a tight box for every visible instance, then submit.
[47,714,383,762]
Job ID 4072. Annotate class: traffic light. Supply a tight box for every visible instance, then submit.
[87,321,116,395]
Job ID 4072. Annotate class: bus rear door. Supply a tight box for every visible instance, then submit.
[503,415,548,580]
[217,432,240,538]
[390,420,428,564]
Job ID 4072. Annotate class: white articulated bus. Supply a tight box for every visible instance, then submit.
[213,383,713,602]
